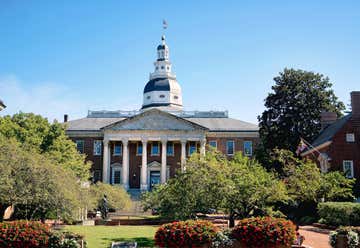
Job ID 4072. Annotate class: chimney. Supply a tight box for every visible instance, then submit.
[351,91,360,118]
[64,114,68,123]
[320,111,337,130]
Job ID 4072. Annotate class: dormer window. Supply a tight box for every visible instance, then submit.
[159,95,165,98]
[147,96,151,100]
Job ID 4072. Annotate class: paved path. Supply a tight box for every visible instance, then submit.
[300,226,331,248]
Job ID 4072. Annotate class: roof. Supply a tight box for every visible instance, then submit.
[65,115,259,132]
[144,77,171,93]
[311,114,351,147]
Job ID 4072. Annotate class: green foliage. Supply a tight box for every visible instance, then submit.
[231,217,296,248]
[320,172,355,202]
[318,202,360,226]
[0,112,90,180]
[49,231,86,248]
[90,182,131,211]
[329,227,360,248]
[142,151,287,226]
[257,68,345,166]
[0,136,84,221]
[154,220,219,247]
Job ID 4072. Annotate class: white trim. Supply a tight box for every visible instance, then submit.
[209,140,217,149]
[243,140,253,156]
[343,160,354,178]
[93,140,102,156]
[136,142,143,156]
[226,140,235,156]
[151,142,160,156]
[346,133,355,143]
[166,142,175,156]
[113,143,122,156]
[300,141,332,156]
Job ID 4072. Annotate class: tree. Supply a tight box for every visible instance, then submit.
[257,68,345,165]
[0,112,91,180]
[142,151,287,227]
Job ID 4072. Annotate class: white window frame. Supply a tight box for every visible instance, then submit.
[209,140,217,149]
[93,140,102,156]
[151,142,160,156]
[75,140,84,153]
[113,143,122,156]
[188,142,197,156]
[112,167,122,185]
[136,143,143,156]
[166,142,174,156]
[226,140,235,156]
[346,133,355,143]
[243,141,253,156]
[343,160,354,178]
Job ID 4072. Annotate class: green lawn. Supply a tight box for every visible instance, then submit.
[64,225,158,248]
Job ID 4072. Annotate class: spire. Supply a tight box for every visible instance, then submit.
[152,35,172,79]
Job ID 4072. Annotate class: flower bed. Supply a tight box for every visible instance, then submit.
[154,220,219,248]
[231,217,296,248]
[0,221,51,248]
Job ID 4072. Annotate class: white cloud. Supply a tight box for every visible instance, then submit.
[0,75,142,122]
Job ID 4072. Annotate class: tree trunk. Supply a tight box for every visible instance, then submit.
[0,204,9,222]
[229,211,235,228]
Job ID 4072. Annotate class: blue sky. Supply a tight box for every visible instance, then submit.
[0,0,359,123]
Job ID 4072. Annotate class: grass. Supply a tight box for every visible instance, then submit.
[64,225,158,248]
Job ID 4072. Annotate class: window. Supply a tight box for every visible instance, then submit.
[188,142,197,155]
[113,144,122,156]
[112,169,121,185]
[75,140,84,153]
[167,142,174,156]
[243,141,253,156]
[209,140,217,149]
[226,140,235,155]
[151,142,160,156]
[159,94,165,98]
[136,143,143,156]
[161,66,164,69]
[93,140,102,156]
[93,170,101,183]
[346,133,355,142]
[147,95,151,100]
[174,95,178,99]
[343,160,354,178]
[156,66,159,70]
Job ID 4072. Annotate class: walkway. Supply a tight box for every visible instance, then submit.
[300,226,331,248]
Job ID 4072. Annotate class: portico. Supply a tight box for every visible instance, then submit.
[100,108,207,190]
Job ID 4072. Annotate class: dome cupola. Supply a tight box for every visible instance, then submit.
[142,35,183,110]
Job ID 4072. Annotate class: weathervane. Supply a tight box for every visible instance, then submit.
[163,19,168,30]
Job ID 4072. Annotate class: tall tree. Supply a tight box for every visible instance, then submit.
[0,112,91,180]
[257,68,345,160]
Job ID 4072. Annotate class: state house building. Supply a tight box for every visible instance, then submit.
[65,36,259,191]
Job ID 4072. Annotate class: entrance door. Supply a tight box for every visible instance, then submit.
[150,171,160,190]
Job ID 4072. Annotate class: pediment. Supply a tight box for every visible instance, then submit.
[148,161,161,167]
[102,109,207,131]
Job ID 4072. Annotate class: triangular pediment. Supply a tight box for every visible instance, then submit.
[102,109,207,131]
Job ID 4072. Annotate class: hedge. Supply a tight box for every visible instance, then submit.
[318,202,360,226]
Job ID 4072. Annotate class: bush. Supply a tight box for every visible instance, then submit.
[318,202,360,226]
[0,221,51,247]
[49,231,86,248]
[154,220,219,247]
[329,227,359,248]
[231,217,296,248]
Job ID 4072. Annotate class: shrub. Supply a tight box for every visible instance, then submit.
[329,227,359,248]
[0,221,51,247]
[231,217,296,248]
[318,202,360,226]
[154,220,219,247]
[48,231,86,248]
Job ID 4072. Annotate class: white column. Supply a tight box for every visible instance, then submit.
[122,139,129,190]
[140,139,148,190]
[102,140,109,183]
[161,139,167,183]
[180,139,187,172]
[200,138,206,157]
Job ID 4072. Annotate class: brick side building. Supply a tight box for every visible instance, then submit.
[301,91,360,195]
[65,35,260,191]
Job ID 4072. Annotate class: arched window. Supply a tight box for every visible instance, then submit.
[159,95,165,98]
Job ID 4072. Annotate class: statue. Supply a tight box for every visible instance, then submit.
[100,194,109,220]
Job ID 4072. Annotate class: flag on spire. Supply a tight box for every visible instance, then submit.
[163,19,168,29]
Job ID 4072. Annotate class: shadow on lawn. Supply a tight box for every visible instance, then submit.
[102,237,154,247]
